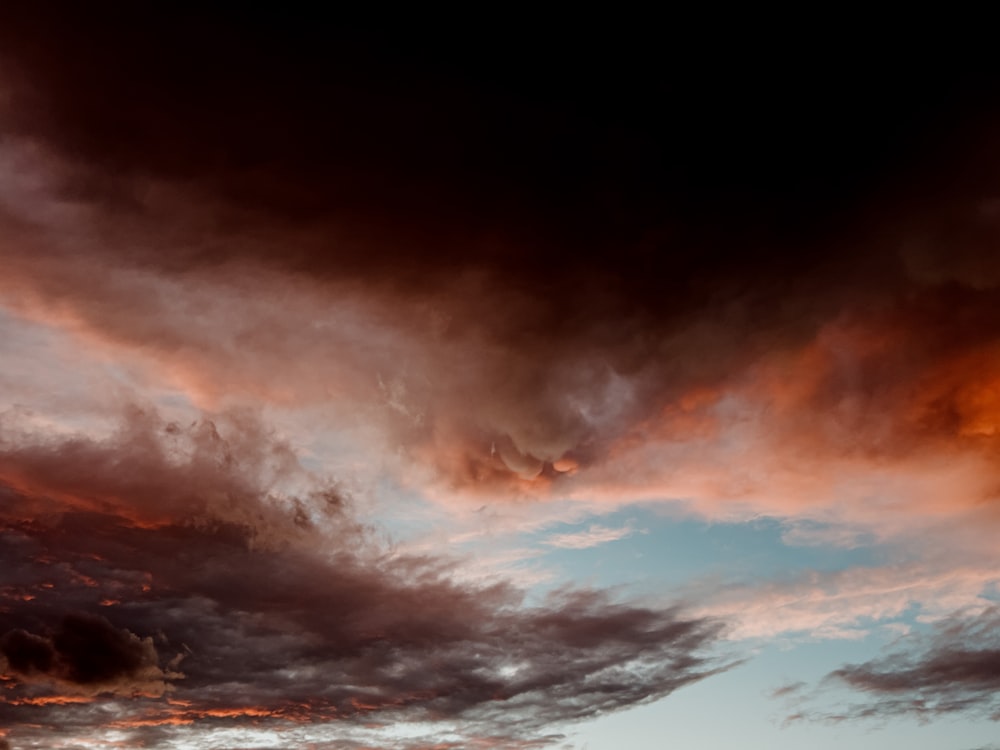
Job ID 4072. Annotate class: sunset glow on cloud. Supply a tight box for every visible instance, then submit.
[2,7,1000,749]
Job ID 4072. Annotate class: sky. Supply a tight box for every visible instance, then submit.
[2,8,1000,749]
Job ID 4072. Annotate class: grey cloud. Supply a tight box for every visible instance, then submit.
[0,409,733,747]
[1,613,175,697]
[793,607,1000,723]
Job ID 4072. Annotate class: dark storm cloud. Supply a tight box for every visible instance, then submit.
[0,3,992,302]
[0,410,731,747]
[2,5,1000,501]
[2,8,1000,750]
[0,613,173,696]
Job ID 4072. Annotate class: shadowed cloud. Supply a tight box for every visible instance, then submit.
[0,410,731,747]
[0,613,174,697]
[787,607,1000,723]
[0,7,998,515]
[1,9,1000,747]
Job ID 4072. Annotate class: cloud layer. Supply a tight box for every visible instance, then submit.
[2,8,1000,745]
[0,411,728,747]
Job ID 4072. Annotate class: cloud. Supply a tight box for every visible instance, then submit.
[1,13,1000,745]
[0,11,997,523]
[692,562,1000,642]
[0,409,731,747]
[792,607,1000,723]
[3,119,1000,556]
[544,523,637,549]
[1,613,178,697]
[769,681,806,699]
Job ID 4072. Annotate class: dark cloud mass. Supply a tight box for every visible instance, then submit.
[3,6,1000,747]
[796,608,1000,723]
[0,411,729,747]
[1,613,169,694]
[0,8,998,498]
[0,54,997,502]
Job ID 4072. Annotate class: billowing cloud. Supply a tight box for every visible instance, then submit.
[1,9,1000,747]
[0,9,996,527]
[3,115,1000,544]
[0,410,730,747]
[0,613,176,697]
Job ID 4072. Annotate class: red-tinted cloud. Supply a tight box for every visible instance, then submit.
[0,411,730,747]
[1,11,999,743]
[0,7,996,513]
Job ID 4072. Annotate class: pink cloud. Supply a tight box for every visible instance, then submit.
[545,523,637,550]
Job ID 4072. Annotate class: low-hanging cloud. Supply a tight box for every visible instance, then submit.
[0,613,177,697]
[0,409,732,747]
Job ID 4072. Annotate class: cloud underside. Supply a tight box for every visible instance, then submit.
[0,9,997,515]
[3,138,1000,536]
[0,414,729,747]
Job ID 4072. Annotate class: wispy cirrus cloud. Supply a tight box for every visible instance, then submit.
[783,607,1000,725]
[544,523,638,550]
[692,562,1000,642]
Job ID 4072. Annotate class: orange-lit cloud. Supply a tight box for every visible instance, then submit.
[2,130,999,547]
[2,9,1000,746]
